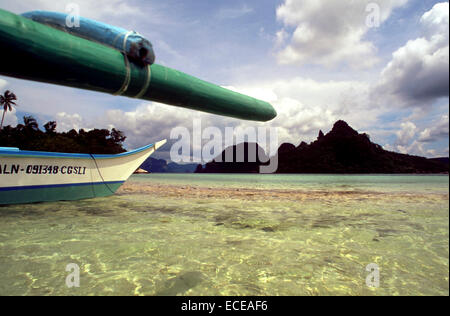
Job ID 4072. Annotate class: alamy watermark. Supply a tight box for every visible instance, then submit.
[66,263,80,288]
[365,263,380,288]
[65,3,80,28]
[170,119,279,174]
[366,3,381,28]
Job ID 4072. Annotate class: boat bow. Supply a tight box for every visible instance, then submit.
[0,140,167,204]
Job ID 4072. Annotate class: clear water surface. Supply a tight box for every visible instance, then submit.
[0,174,448,296]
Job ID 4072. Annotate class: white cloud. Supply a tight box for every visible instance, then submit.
[405,140,448,158]
[375,2,449,106]
[101,102,217,149]
[275,29,289,48]
[222,77,378,146]
[1,107,18,128]
[421,2,450,37]
[216,4,254,20]
[103,103,183,148]
[386,113,449,157]
[395,121,417,146]
[55,112,84,132]
[275,0,408,68]
[418,114,449,142]
[97,101,247,160]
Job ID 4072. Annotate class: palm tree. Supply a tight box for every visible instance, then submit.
[0,90,18,129]
[23,116,39,131]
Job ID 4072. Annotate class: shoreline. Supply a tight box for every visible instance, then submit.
[118,181,449,202]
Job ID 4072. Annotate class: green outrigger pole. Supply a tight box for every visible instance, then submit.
[0,9,277,122]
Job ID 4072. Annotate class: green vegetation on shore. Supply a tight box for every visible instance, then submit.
[0,115,126,154]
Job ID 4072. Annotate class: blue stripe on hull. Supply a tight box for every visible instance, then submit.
[0,181,124,191]
[0,181,125,205]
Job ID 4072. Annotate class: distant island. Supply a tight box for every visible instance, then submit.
[196,120,449,174]
[139,157,198,173]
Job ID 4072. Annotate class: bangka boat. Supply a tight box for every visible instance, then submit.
[0,140,166,205]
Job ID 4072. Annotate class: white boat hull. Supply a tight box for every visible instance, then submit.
[0,140,166,204]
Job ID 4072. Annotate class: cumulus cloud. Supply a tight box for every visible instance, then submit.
[102,103,195,149]
[395,121,417,146]
[418,114,449,142]
[275,0,408,68]
[98,102,241,160]
[375,2,449,106]
[371,3,449,157]
[55,112,84,132]
[49,105,201,160]
[214,77,379,146]
[421,2,450,37]
[399,140,429,156]
[385,113,449,157]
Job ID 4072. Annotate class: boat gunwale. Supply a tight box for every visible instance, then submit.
[0,143,155,159]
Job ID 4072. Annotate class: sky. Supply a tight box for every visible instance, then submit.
[0,0,448,161]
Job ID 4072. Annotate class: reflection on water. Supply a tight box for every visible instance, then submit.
[0,174,448,296]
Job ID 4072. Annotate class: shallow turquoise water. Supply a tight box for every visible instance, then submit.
[0,174,448,296]
[134,173,449,193]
